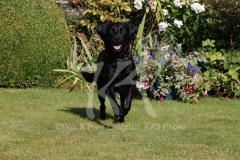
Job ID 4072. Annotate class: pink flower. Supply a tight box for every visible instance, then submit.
[177,43,182,47]
[194,74,198,80]
[141,50,148,56]
[144,81,150,89]
[159,97,164,102]
[202,91,208,97]
[136,82,144,90]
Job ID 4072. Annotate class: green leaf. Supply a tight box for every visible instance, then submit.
[209,52,225,62]
[160,92,166,96]
[184,26,191,36]
[121,3,131,12]
[79,37,93,62]
[183,14,188,23]
[162,88,169,94]
[135,13,146,58]
[202,39,215,47]
[228,67,240,81]
[200,55,207,63]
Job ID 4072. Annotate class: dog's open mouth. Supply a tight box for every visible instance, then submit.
[113,44,122,51]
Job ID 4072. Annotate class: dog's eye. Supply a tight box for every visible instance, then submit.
[109,28,115,34]
[121,30,126,34]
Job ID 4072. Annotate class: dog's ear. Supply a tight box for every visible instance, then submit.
[96,23,109,40]
[127,23,138,38]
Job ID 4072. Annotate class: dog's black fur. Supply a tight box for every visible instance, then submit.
[81,22,138,123]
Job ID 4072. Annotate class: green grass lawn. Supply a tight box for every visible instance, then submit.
[0,88,239,159]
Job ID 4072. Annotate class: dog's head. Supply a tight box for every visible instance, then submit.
[96,22,138,53]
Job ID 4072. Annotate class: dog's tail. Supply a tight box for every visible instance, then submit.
[80,71,95,83]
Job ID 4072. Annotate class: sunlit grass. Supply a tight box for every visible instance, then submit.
[0,88,239,159]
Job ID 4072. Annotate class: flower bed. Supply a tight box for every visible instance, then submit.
[56,0,240,102]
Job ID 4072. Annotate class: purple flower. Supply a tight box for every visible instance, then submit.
[187,63,201,75]
[168,50,175,56]
[187,64,194,71]
[132,56,138,63]
[193,67,201,75]
[151,52,156,58]
[148,55,153,59]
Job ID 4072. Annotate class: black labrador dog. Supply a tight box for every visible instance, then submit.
[81,22,138,123]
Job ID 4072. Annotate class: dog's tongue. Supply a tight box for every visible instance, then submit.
[114,45,121,50]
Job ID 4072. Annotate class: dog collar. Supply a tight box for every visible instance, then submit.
[117,56,132,62]
[104,51,133,65]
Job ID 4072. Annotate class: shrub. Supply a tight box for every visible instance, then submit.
[204,0,240,50]
[198,40,240,98]
[0,0,71,87]
[79,0,132,33]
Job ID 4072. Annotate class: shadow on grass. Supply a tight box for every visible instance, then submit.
[59,107,117,128]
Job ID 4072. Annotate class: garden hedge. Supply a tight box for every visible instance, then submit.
[0,0,71,87]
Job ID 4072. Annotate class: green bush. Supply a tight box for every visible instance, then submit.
[0,0,71,87]
[204,0,240,50]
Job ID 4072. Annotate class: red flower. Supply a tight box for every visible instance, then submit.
[159,97,164,102]
[185,84,194,93]
[148,69,153,74]
[144,81,150,87]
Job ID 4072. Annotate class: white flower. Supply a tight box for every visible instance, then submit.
[174,0,186,8]
[148,0,157,10]
[165,76,173,80]
[134,0,145,10]
[158,22,170,31]
[174,19,183,28]
[191,3,205,14]
[136,82,144,90]
[161,44,170,51]
[160,0,166,2]
[162,9,169,16]
[164,54,170,60]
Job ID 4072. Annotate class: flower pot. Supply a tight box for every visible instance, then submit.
[165,86,177,100]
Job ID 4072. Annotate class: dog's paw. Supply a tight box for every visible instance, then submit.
[118,114,125,123]
[119,117,125,123]
[100,114,106,120]
[114,114,120,119]
[100,117,106,120]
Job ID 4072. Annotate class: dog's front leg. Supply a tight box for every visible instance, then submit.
[119,90,127,123]
[123,85,135,114]
[105,86,122,118]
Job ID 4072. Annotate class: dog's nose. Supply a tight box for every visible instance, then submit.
[114,36,121,43]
